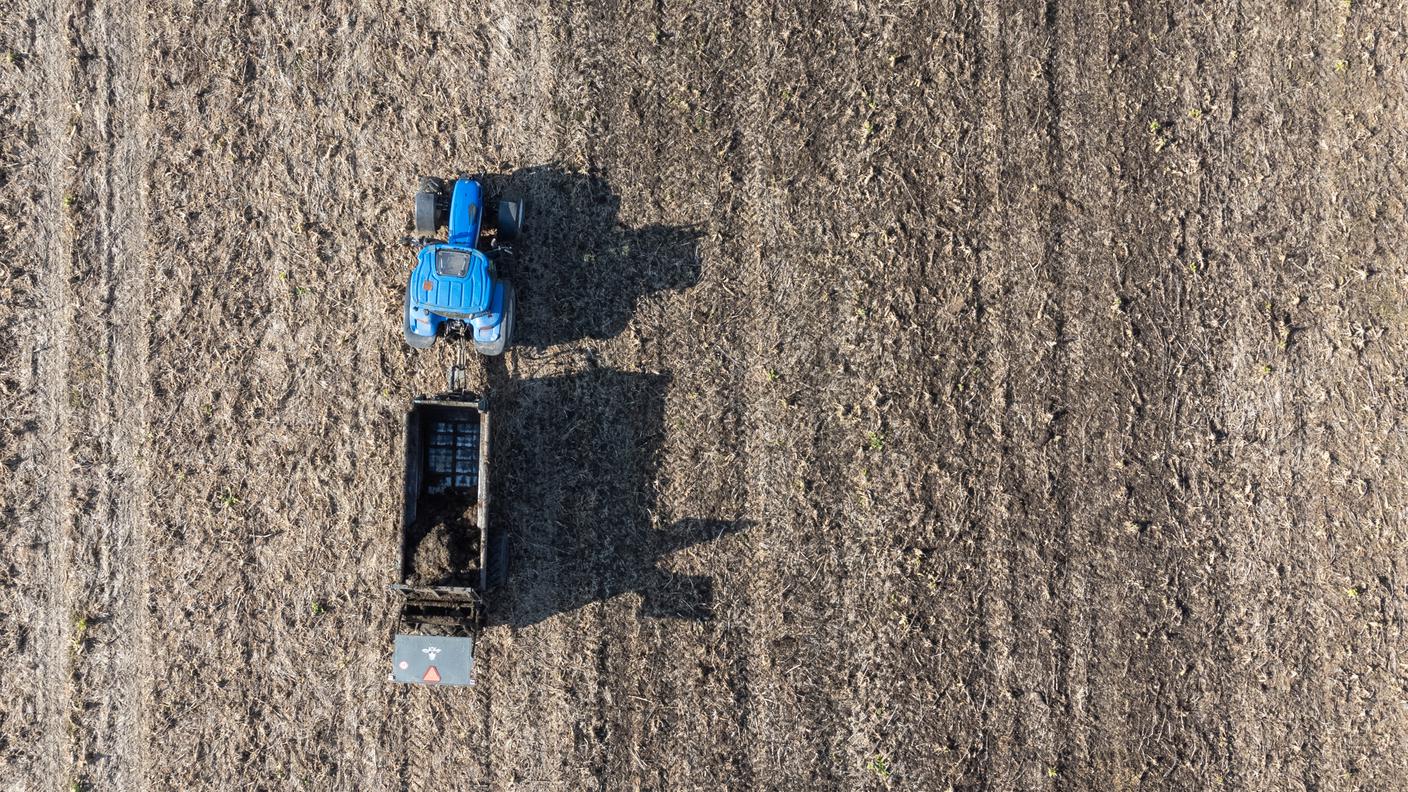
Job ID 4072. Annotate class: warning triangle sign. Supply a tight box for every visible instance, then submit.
[422,665,441,684]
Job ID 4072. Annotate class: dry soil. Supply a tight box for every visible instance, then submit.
[2,1,1407,790]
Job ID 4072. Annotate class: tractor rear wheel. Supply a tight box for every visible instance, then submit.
[403,293,436,349]
[474,284,515,356]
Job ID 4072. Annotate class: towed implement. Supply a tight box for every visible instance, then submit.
[388,390,505,686]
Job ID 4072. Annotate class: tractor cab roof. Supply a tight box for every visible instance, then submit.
[411,244,493,318]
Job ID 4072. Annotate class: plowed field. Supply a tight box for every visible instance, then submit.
[2,1,1406,789]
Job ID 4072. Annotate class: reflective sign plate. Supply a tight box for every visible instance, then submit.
[391,634,474,686]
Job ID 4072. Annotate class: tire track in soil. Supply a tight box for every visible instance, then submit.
[1175,3,1252,785]
[1171,3,1250,783]
[1292,2,1343,782]
[1043,1,1123,784]
[565,5,674,787]
[1116,2,1339,786]
[974,3,1064,786]
[62,4,152,788]
[1215,7,1299,781]
[547,5,715,786]
[98,3,153,788]
[1222,1,1353,784]
[827,2,983,783]
[1030,0,1081,783]
[1304,3,1408,785]
[1107,6,1212,784]
[1212,3,1273,764]
[27,2,77,788]
[806,11,905,786]
[738,5,875,786]
[967,3,1012,784]
[487,2,784,783]
[324,9,415,789]
[736,0,785,786]
[375,8,472,789]
[1004,6,1062,784]
[0,6,52,783]
[571,4,767,785]
[556,16,614,788]
[864,1,1002,785]
[1109,2,1245,784]
[818,5,999,785]
[379,5,443,785]
[1081,0,1189,785]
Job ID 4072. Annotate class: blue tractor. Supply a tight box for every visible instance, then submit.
[404,177,523,355]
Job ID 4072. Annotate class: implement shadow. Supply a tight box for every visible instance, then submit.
[476,166,702,349]
[489,367,745,628]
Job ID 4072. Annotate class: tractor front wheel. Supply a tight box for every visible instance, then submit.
[413,190,442,236]
[413,176,449,235]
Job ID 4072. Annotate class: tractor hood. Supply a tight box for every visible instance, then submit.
[411,244,493,318]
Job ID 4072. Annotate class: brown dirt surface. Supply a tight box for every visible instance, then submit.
[3,0,1408,791]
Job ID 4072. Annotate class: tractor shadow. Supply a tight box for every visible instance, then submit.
[476,166,702,349]
[490,367,747,628]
